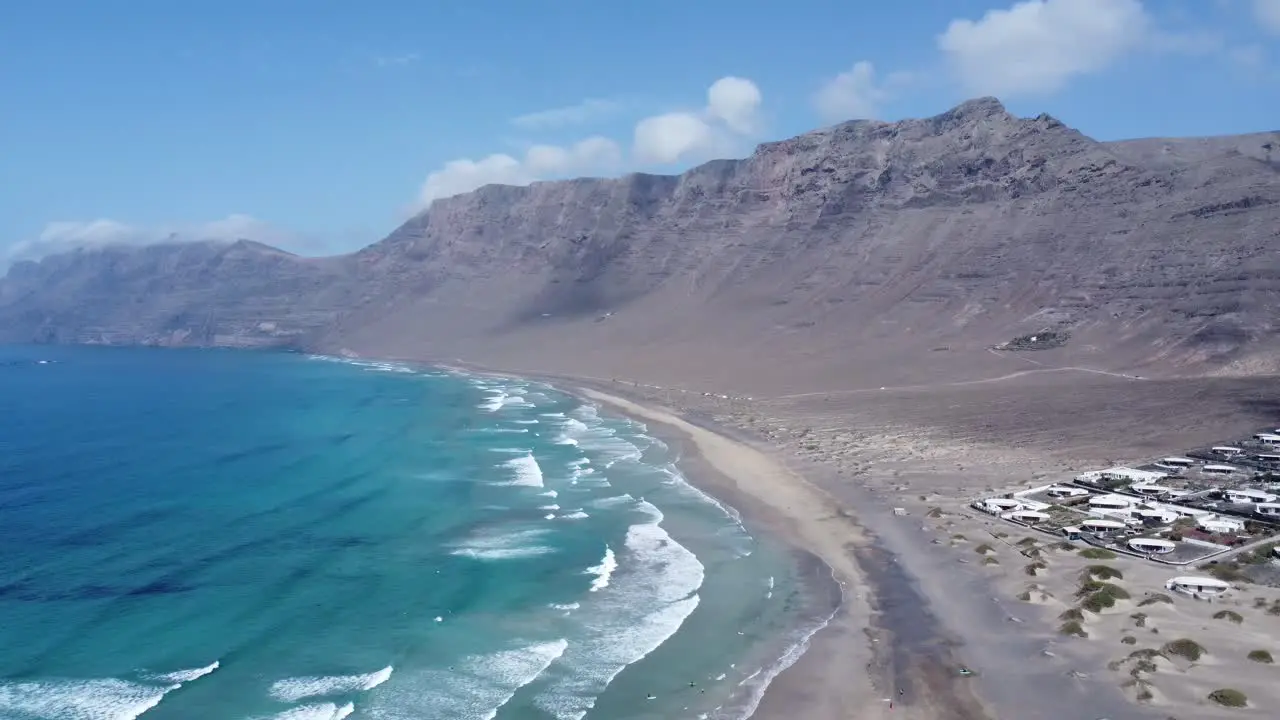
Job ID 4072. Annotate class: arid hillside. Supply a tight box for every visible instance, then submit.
[2,98,1277,394]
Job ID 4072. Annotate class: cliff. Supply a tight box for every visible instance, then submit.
[2,98,1278,393]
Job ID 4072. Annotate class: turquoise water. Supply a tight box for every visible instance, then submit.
[0,346,828,720]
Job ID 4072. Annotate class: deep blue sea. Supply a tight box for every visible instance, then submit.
[0,345,828,720]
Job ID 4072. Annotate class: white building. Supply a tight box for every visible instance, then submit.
[1225,489,1278,504]
[1166,576,1231,598]
[1161,457,1196,467]
[1255,433,1280,446]
[1131,506,1180,524]
[1045,485,1089,499]
[1212,446,1243,457]
[1081,518,1127,532]
[1130,483,1171,497]
[1256,502,1280,518]
[1197,514,1246,534]
[1092,467,1168,484]
[1089,494,1135,510]
[977,497,1023,514]
[1202,464,1239,475]
[1005,509,1051,524]
[1129,537,1176,555]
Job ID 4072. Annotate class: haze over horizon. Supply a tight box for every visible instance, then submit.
[2,0,1278,263]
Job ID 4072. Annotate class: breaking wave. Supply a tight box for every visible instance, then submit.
[0,661,220,720]
[363,640,568,720]
[269,666,393,703]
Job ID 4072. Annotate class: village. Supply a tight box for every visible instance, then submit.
[971,426,1280,596]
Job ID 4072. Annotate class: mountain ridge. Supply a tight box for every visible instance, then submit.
[3,98,1278,393]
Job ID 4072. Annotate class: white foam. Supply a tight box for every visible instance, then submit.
[560,511,589,520]
[544,514,556,520]
[269,666,393,703]
[514,419,539,425]
[539,505,561,511]
[307,355,416,374]
[478,392,507,412]
[451,527,555,561]
[500,454,544,488]
[590,494,634,509]
[533,499,705,720]
[363,640,568,720]
[539,490,559,498]
[0,678,178,720]
[549,602,580,611]
[146,660,220,684]
[261,703,355,720]
[732,593,842,720]
[585,546,616,592]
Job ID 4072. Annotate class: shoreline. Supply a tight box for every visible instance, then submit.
[567,384,969,720]
[434,360,993,720]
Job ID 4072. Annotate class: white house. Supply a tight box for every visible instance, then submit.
[978,497,1023,514]
[1256,502,1280,518]
[1212,446,1243,457]
[1129,537,1176,555]
[1165,576,1231,598]
[1045,485,1089,499]
[1197,514,1246,534]
[1089,494,1135,510]
[1132,506,1180,524]
[1081,518,1127,532]
[1255,433,1280,446]
[1202,464,1238,475]
[1098,467,1168,484]
[1130,483,1171,497]
[1225,489,1278,504]
[1161,457,1196,467]
[1006,509,1051,524]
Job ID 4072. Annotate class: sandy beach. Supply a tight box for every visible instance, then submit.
[553,373,1280,720]
[572,384,998,720]
[432,357,1280,720]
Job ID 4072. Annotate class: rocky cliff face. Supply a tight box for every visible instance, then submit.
[3,98,1278,392]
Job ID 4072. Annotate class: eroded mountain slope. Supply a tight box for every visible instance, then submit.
[2,98,1277,392]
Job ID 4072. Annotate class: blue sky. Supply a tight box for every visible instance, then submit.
[1,0,1277,261]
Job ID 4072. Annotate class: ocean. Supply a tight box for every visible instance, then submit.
[0,345,832,720]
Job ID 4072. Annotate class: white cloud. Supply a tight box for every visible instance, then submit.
[416,76,763,209]
[631,76,762,164]
[6,214,316,264]
[705,76,763,134]
[813,61,889,121]
[417,136,623,206]
[632,112,722,165]
[1256,0,1280,34]
[510,99,622,130]
[937,0,1149,97]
